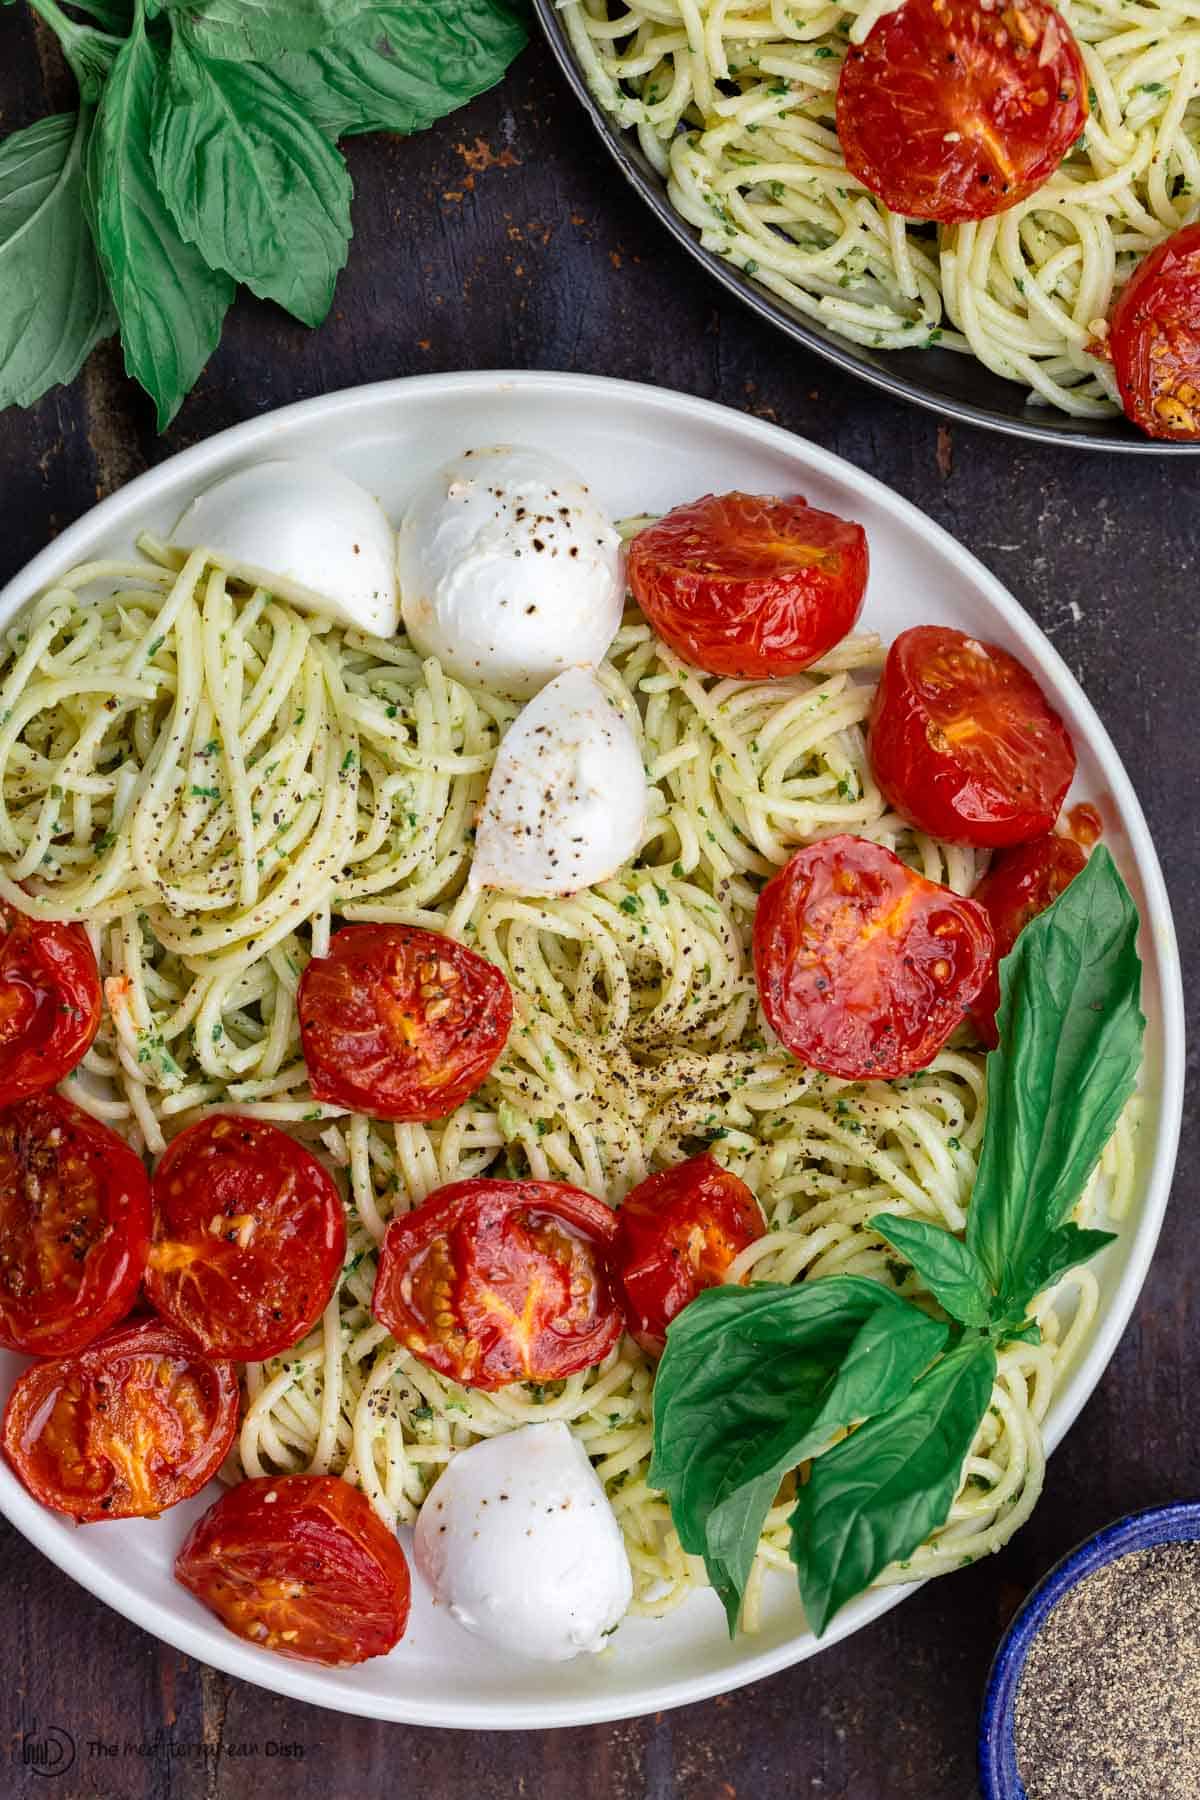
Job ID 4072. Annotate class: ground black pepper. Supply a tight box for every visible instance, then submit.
[1014,1540,1200,1799]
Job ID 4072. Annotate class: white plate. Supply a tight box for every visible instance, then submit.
[0,372,1183,1729]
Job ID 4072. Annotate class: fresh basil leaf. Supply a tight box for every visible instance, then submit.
[272,0,528,141]
[702,1469,782,1633]
[649,1277,948,1633]
[86,12,234,429]
[791,1334,997,1637]
[159,0,344,61]
[994,1223,1117,1330]
[150,35,352,328]
[965,848,1143,1313]
[0,111,114,411]
[868,1214,992,1328]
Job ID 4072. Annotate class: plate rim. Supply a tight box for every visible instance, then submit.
[530,0,1200,457]
[0,368,1184,1729]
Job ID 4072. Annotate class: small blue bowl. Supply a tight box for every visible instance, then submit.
[978,1501,1200,1799]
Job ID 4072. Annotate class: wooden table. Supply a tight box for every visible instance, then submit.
[1,15,1195,1799]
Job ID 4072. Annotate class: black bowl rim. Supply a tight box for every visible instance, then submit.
[532,0,1200,456]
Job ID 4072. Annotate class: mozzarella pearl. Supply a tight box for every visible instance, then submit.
[397,445,623,698]
[171,459,399,637]
[471,668,646,896]
[413,1422,633,1661]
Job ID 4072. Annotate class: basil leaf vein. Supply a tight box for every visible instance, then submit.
[790,1334,997,1637]
[151,35,352,328]
[159,0,346,61]
[0,110,114,410]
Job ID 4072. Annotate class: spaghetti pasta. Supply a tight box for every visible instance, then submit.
[0,542,1136,1628]
[559,0,1200,417]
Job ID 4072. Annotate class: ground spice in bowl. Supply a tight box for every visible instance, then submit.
[1013,1539,1200,1798]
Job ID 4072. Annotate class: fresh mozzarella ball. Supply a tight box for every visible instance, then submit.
[472,668,646,896]
[413,1422,633,1661]
[171,459,399,637]
[397,445,624,697]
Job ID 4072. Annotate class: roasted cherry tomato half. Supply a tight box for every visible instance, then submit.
[176,1473,412,1667]
[298,924,513,1122]
[0,900,101,1105]
[626,492,868,678]
[969,834,1087,1046]
[868,626,1076,847]
[753,835,994,1080]
[613,1154,764,1357]
[2,1318,238,1521]
[0,1093,150,1357]
[1110,222,1200,441]
[837,0,1088,223]
[145,1116,346,1363]
[372,1177,622,1391]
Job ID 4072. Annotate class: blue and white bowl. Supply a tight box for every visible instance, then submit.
[978,1501,1200,1799]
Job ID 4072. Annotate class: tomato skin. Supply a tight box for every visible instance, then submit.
[613,1155,764,1356]
[626,492,868,678]
[0,902,101,1105]
[298,924,513,1123]
[969,834,1087,1046]
[145,1116,346,1362]
[176,1474,411,1667]
[1110,223,1200,440]
[2,1319,238,1521]
[372,1177,622,1391]
[868,626,1076,847]
[837,0,1088,223]
[753,835,994,1080]
[0,1094,150,1357]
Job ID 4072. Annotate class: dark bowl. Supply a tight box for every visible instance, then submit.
[978,1501,1200,1798]
[533,0,1200,455]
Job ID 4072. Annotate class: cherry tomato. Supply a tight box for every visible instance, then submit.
[837,0,1088,223]
[298,924,513,1122]
[868,626,1076,847]
[1064,802,1103,848]
[145,1116,346,1363]
[372,1177,622,1391]
[1110,223,1200,440]
[613,1155,764,1356]
[626,492,868,678]
[969,834,1086,1046]
[753,835,993,1080]
[0,901,101,1105]
[176,1474,411,1666]
[2,1319,238,1521]
[0,1093,150,1357]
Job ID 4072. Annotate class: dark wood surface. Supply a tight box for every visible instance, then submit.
[1,13,1195,1798]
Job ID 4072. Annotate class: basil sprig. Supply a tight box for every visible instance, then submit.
[651,848,1144,1636]
[648,1279,949,1631]
[2,0,527,424]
